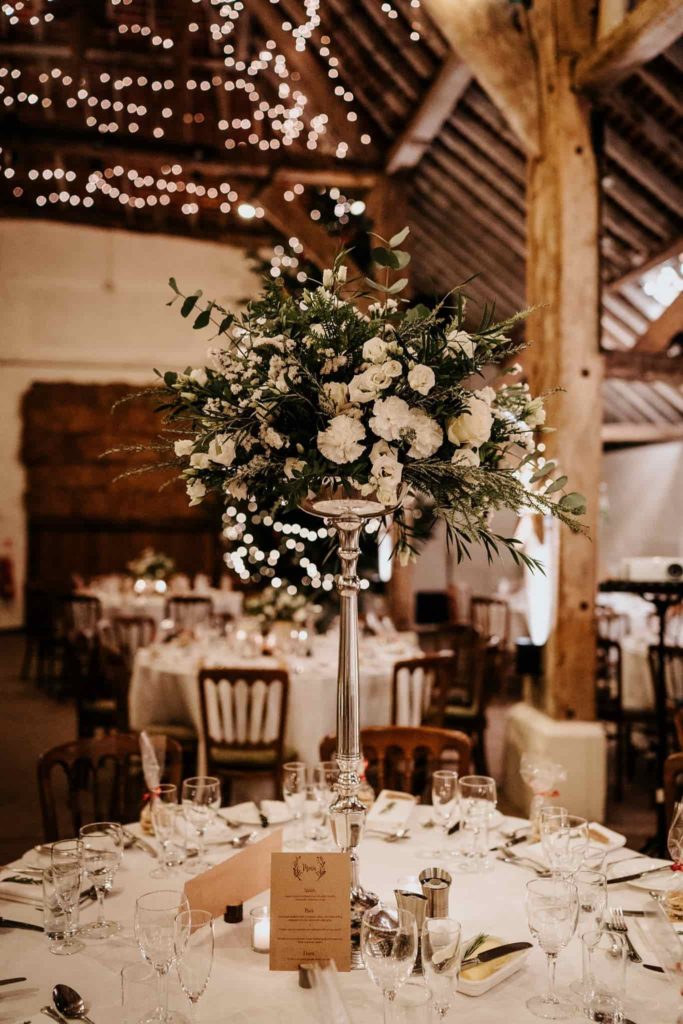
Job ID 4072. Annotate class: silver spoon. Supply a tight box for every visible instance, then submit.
[53,984,96,1024]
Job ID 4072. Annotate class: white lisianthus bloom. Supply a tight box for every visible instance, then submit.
[284,457,306,480]
[186,479,206,506]
[337,265,348,283]
[369,396,411,442]
[369,440,403,505]
[476,386,496,406]
[447,395,493,447]
[525,397,546,428]
[362,336,389,363]
[451,447,480,469]
[507,362,523,378]
[309,322,325,337]
[446,330,476,360]
[207,434,236,467]
[322,381,349,413]
[383,359,403,379]
[317,414,366,464]
[406,409,443,459]
[190,452,210,469]
[407,364,435,396]
[189,367,208,387]
[174,439,194,457]
[322,268,335,287]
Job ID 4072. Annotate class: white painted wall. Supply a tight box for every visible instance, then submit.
[0,218,258,628]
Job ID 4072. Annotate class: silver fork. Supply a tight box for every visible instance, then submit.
[608,907,642,963]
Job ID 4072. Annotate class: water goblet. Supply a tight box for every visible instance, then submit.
[79,821,123,939]
[458,775,497,871]
[421,917,462,1019]
[525,876,579,1019]
[174,909,214,1022]
[50,838,85,955]
[151,784,185,877]
[282,761,307,847]
[182,776,221,872]
[541,814,589,878]
[361,905,418,1024]
[135,889,189,1024]
[430,770,458,858]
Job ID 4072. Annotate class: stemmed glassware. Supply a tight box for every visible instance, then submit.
[135,889,189,1024]
[311,761,339,842]
[174,909,214,1022]
[182,777,221,873]
[570,870,607,997]
[151,784,185,877]
[50,839,85,956]
[282,761,308,847]
[79,822,124,939]
[430,770,458,859]
[361,905,418,1024]
[458,775,497,871]
[520,756,567,841]
[664,802,683,919]
[421,917,462,1019]
[540,811,589,878]
[525,877,579,1020]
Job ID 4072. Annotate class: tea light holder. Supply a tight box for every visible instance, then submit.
[250,906,270,953]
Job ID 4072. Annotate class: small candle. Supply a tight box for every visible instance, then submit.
[250,906,270,953]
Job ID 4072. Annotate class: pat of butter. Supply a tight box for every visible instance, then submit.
[460,937,519,982]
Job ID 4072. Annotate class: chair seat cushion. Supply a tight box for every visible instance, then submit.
[82,699,117,715]
[209,745,297,769]
[146,723,198,746]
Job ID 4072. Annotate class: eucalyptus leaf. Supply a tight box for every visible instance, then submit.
[169,277,180,294]
[392,249,411,269]
[181,293,201,318]
[388,277,409,294]
[163,371,178,387]
[389,226,410,247]
[219,314,234,334]
[545,475,567,495]
[371,247,400,270]
[559,492,587,513]
[530,461,556,482]
[193,309,212,330]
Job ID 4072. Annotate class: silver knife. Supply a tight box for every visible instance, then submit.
[461,941,532,970]
[607,866,671,885]
[0,977,27,986]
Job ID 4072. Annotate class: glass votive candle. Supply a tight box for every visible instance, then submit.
[250,906,270,953]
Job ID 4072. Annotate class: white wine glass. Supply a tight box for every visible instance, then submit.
[79,821,123,939]
[182,776,221,873]
[135,889,189,1024]
[152,784,185,878]
[174,909,214,1022]
[311,761,339,841]
[431,770,458,858]
[361,905,417,1024]
[541,814,589,878]
[50,839,84,956]
[458,775,497,871]
[526,877,579,1020]
[282,761,307,847]
[421,917,462,1018]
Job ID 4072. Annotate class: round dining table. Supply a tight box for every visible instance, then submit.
[1,808,679,1023]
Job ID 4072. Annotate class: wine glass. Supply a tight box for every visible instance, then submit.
[421,917,462,1019]
[50,839,85,956]
[174,909,214,1022]
[525,877,579,1019]
[458,775,497,871]
[150,784,186,877]
[361,905,418,1024]
[282,761,307,847]
[520,756,567,840]
[430,770,458,858]
[668,802,683,863]
[182,776,221,872]
[541,813,589,878]
[569,870,607,997]
[79,822,124,939]
[311,761,339,841]
[135,889,189,1024]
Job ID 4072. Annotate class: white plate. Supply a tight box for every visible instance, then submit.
[223,801,293,827]
[624,860,674,893]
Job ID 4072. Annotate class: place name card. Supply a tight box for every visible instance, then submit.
[269,852,351,972]
[184,829,283,920]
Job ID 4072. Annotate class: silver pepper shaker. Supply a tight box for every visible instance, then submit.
[419,867,452,919]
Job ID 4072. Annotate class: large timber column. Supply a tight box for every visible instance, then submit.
[525,0,603,721]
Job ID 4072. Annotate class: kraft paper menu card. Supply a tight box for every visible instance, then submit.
[184,829,282,920]
[269,852,351,971]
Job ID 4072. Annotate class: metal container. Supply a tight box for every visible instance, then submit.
[419,867,452,919]
[395,890,428,974]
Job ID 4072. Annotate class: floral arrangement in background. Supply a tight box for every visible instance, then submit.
[141,227,585,569]
[243,585,320,625]
[127,547,175,581]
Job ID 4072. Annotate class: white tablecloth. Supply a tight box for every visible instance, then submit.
[88,589,243,624]
[129,634,419,769]
[1,809,677,1023]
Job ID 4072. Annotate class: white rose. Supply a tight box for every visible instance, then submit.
[451,447,480,469]
[477,386,496,406]
[369,396,411,442]
[447,395,493,447]
[363,336,389,363]
[407,364,435,396]
[322,268,335,287]
[190,452,210,469]
[447,330,476,360]
[526,397,546,428]
[224,478,248,500]
[284,457,306,480]
[322,381,349,413]
[189,368,208,387]
[317,414,366,464]
[348,369,379,404]
[406,409,443,459]
[383,359,403,378]
[309,322,325,337]
[174,439,194,457]
[186,479,206,506]
[207,434,236,467]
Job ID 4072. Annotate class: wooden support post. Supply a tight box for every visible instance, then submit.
[524,1,603,722]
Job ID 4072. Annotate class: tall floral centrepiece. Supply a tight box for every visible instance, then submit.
[149,227,586,965]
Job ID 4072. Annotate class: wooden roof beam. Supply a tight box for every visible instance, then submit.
[602,422,683,444]
[257,182,343,274]
[575,0,683,91]
[634,291,683,352]
[608,235,683,291]
[386,55,472,173]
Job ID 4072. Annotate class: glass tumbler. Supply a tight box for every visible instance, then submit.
[582,928,628,1024]
[43,867,80,956]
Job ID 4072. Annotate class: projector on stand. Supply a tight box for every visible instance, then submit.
[620,556,683,582]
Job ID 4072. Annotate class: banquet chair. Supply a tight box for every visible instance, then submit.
[110,613,157,668]
[595,607,630,642]
[37,733,183,842]
[675,709,683,752]
[664,752,683,832]
[648,645,683,709]
[470,596,510,648]
[21,585,63,688]
[166,595,213,631]
[390,655,457,727]
[56,593,103,640]
[197,667,292,802]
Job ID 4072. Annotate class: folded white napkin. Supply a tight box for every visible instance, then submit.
[365,790,418,834]
[0,870,43,908]
[525,821,626,867]
[226,800,291,825]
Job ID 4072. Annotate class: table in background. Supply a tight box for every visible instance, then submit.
[85,588,244,625]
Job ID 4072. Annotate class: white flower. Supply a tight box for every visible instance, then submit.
[451,447,480,469]
[363,336,389,363]
[476,386,496,406]
[207,435,236,467]
[322,268,335,287]
[369,441,403,505]
[348,365,392,403]
[407,364,435,396]
[398,547,417,567]
[526,397,546,428]
[322,381,349,413]
[406,409,443,459]
[446,330,476,360]
[317,414,366,464]
[261,425,284,449]
[189,368,208,387]
[321,353,347,375]
[309,322,325,337]
[337,265,348,283]
[507,362,523,378]
[190,452,210,469]
[174,439,193,457]
[284,457,306,480]
[224,478,248,500]
[383,359,403,378]
[369,396,411,442]
[447,395,493,447]
[186,479,206,506]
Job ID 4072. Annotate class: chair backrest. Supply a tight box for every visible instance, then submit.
[414,591,451,626]
[648,645,683,706]
[361,726,471,798]
[198,666,289,759]
[391,655,458,726]
[166,595,213,630]
[595,637,622,712]
[415,628,487,719]
[55,593,103,639]
[111,614,157,665]
[471,596,510,647]
[595,607,630,642]
[37,733,182,841]
[664,751,683,832]
[98,640,132,731]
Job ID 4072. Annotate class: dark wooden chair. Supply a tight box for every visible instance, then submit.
[595,637,628,801]
[664,752,683,833]
[471,596,510,648]
[21,585,63,688]
[648,645,683,711]
[166,595,213,631]
[37,733,183,842]
[391,654,457,727]
[56,593,103,640]
[110,614,157,668]
[197,666,292,802]
[595,607,630,642]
